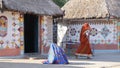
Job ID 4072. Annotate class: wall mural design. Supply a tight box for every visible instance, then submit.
[0,11,24,54]
[90,28,98,36]
[66,22,117,45]
[66,25,82,42]
[70,28,76,36]
[0,16,8,37]
[101,26,111,38]
[40,16,53,54]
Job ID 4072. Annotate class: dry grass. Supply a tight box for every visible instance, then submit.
[62,0,120,19]
[2,0,63,16]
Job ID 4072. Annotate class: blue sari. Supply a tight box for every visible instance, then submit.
[43,43,69,64]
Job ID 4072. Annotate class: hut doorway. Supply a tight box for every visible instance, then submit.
[24,14,38,53]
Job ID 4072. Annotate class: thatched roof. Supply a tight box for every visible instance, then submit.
[62,0,120,19]
[1,0,63,16]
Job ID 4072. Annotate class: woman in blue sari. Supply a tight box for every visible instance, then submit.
[43,43,69,64]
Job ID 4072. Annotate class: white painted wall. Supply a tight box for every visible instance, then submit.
[0,11,24,55]
[57,22,67,48]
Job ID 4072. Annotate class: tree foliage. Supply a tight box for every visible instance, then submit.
[53,0,69,7]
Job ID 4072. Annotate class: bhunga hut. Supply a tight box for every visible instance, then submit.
[57,0,120,55]
[0,0,63,56]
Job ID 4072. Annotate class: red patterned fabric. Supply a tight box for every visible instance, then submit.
[75,23,92,56]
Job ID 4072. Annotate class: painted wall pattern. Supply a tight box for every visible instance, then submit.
[117,21,120,49]
[0,11,24,55]
[0,16,8,37]
[66,23,117,45]
[58,20,118,50]
[40,16,53,54]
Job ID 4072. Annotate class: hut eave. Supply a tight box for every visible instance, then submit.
[1,0,63,16]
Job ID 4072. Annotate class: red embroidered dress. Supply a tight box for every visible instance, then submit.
[75,23,92,57]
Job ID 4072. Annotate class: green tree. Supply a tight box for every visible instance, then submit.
[53,0,69,7]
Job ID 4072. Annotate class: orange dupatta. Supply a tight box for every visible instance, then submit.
[75,23,92,56]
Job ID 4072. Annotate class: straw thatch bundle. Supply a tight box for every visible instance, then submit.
[62,0,120,19]
[1,0,63,16]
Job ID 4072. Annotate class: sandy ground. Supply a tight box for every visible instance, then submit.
[0,52,120,68]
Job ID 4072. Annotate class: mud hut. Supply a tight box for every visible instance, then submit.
[58,0,120,55]
[0,0,63,56]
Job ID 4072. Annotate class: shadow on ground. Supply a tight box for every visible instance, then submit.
[0,62,87,68]
[68,52,120,62]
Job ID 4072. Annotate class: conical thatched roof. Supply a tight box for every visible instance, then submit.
[1,0,63,16]
[62,0,120,19]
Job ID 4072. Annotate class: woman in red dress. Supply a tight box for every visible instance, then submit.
[75,23,93,59]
